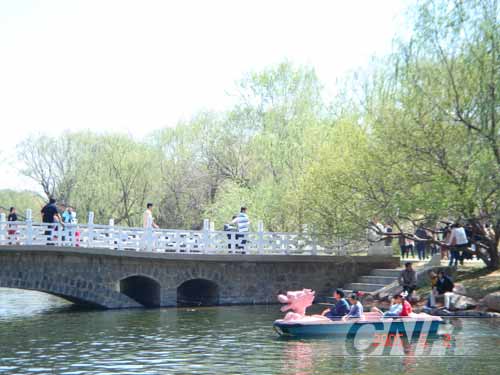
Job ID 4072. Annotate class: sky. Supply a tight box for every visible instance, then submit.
[0,0,408,191]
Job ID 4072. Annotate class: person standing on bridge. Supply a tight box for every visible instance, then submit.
[232,207,250,252]
[143,203,159,229]
[7,207,18,245]
[41,197,62,245]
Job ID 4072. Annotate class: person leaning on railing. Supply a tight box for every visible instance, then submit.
[232,207,250,252]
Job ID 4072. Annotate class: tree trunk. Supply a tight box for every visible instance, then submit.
[488,232,500,270]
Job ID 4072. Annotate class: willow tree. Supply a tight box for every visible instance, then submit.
[17,133,81,204]
[383,0,500,268]
[299,0,499,268]
[203,62,329,231]
[17,132,156,225]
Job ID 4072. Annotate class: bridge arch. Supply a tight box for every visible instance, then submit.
[177,278,220,306]
[0,277,110,308]
[119,275,161,308]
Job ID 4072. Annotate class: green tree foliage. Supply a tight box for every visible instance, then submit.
[0,190,44,221]
[13,0,500,267]
[17,132,155,225]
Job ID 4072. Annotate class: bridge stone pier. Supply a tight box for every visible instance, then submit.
[0,246,399,309]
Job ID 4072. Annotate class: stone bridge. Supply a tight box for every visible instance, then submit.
[0,246,399,308]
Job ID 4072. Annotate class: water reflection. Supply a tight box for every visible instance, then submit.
[0,289,500,374]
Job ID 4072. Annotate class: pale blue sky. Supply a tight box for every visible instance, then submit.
[0,0,409,190]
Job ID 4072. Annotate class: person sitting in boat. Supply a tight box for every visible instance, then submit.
[371,295,403,317]
[321,289,350,320]
[400,292,413,316]
[373,293,412,318]
[342,293,364,320]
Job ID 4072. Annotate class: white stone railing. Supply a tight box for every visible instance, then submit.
[0,210,369,256]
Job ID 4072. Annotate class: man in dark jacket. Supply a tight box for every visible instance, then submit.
[428,271,455,308]
[41,197,62,244]
[436,271,454,294]
[415,225,429,260]
[322,289,350,320]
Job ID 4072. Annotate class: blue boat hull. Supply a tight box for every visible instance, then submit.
[273,318,442,338]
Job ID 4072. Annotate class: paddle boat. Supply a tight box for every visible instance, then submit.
[273,289,443,338]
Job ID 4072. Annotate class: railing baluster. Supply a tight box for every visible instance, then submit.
[87,212,95,248]
[202,219,210,254]
[2,208,373,256]
[257,221,264,255]
[108,218,115,249]
[145,215,153,252]
[0,212,6,246]
[25,209,32,246]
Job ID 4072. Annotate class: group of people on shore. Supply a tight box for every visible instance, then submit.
[398,261,455,309]
[322,262,456,320]
[380,219,495,268]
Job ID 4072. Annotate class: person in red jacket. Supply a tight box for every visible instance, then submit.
[399,293,413,316]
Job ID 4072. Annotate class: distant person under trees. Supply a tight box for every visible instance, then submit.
[415,224,429,260]
[447,223,468,267]
[384,223,393,247]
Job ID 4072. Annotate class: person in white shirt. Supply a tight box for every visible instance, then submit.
[143,203,159,229]
[232,207,250,251]
[447,223,468,267]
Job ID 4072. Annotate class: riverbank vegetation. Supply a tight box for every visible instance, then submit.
[10,0,500,267]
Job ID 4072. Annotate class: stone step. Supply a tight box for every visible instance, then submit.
[399,259,422,266]
[371,269,403,277]
[344,283,386,293]
[358,275,398,284]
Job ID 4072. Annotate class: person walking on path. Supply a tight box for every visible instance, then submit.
[143,203,159,229]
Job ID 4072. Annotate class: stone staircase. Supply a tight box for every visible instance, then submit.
[344,260,422,295]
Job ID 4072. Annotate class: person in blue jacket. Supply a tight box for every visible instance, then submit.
[322,289,350,320]
[343,293,364,320]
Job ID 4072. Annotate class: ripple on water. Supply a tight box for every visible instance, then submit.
[1,290,500,374]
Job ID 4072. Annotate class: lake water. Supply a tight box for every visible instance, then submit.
[1,288,499,375]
